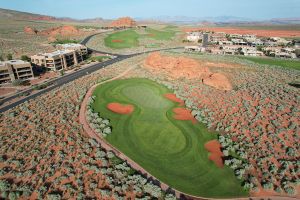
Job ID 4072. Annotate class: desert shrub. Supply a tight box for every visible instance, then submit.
[143,182,162,198]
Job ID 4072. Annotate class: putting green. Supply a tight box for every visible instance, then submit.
[92,78,247,198]
[104,30,139,49]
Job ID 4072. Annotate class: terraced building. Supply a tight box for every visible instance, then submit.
[0,60,34,85]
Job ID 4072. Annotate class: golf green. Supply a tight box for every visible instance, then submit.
[104,30,139,49]
[91,78,247,198]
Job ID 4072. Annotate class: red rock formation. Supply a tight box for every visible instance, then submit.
[40,25,80,36]
[144,52,232,90]
[110,17,137,27]
[24,25,80,37]
[24,26,38,34]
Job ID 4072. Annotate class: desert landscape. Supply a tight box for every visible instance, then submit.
[0,1,300,200]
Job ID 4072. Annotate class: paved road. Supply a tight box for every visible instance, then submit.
[0,31,183,113]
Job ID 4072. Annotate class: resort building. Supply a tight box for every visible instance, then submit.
[31,44,88,71]
[56,43,88,57]
[0,60,34,85]
[186,32,203,42]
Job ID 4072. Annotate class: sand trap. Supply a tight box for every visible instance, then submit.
[164,93,184,106]
[204,140,224,168]
[112,39,123,43]
[173,108,197,124]
[107,103,134,115]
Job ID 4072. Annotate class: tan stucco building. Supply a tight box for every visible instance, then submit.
[31,44,88,71]
[0,60,34,85]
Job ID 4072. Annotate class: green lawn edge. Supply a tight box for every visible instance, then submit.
[91,78,248,198]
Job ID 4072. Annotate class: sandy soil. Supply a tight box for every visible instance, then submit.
[107,103,134,114]
[183,27,300,38]
[164,93,185,106]
[30,71,58,85]
[173,108,197,124]
[0,87,17,97]
[204,140,224,168]
[144,52,232,90]
[203,73,233,91]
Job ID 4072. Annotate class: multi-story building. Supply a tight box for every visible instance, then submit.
[186,32,203,42]
[0,60,34,85]
[56,43,88,62]
[31,43,88,71]
[31,50,74,71]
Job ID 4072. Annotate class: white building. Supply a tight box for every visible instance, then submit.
[185,46,206,52]
[186,32,202,42]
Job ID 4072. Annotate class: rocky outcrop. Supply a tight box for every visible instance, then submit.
[144,52,232,91]
[24,26,38,34]
[24,25,80,37]
[110,17,137,27]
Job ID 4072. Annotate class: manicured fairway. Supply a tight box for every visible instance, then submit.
[104,30,139,49]
[92,78,247,198]
[241,56,300,71]
[145,27,175,40]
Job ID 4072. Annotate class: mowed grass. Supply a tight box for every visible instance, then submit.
[104,30,140,49]
[92,78,247,198]
[241,56,300,71]
[145,27,176,40]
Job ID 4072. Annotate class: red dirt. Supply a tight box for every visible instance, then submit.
[173,108,197,124]
[107,103,134,115]
[144,52,232,90]
[165,93,184,106]
[183,27,300,38]
[30,71,58,85]
[204,140,224,168]
[24,26,38,35]
[203,73,233,91]
[0,87,17,97]
[24,25,80,37]
[112,39,123,43]
[110,17,137,27]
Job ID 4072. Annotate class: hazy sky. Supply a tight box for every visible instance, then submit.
[0,0,299,20]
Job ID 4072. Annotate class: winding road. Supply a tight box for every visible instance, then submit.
[0,31,182,113]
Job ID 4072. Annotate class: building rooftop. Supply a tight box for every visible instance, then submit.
[1,60,29,65]
[34,50,74,58]
[57,43,85,48]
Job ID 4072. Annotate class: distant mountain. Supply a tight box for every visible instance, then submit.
[0,8,110,25]
[1,7,300,26]
[135,15,300,25]
[135,15,253,24]
[270,18,300,24]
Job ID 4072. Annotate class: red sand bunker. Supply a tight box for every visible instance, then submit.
[165,93,184,106]
[204,140,224,168]
[107,103,134,115]
[112,39,123,43]
[173,108,197,124]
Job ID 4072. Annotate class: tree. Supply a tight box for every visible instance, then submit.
[6,53,13,60]
[21,55,31,62]
[0,54,3,61]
